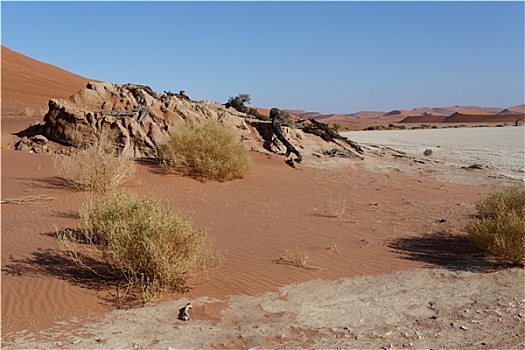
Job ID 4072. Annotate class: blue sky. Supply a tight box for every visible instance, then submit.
[1,1,524,114]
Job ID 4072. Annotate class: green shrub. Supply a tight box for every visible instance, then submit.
[158,120,253,182]
[423,149,433,156]
[58,192,225,301]
[331,123,342,134]
[466,183,525,265]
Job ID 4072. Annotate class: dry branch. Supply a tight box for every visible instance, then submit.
[0,195,56,204]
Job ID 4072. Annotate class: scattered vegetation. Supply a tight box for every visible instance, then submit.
[329,194,347,218]
[18,107,35,117]
[1,133,16,149]
[56,191,225,302]
[423,149,433,156]
[286,247,310,267]
[331,123,342,134]
[466,183,525,265]
[274,246,320,270]
[158,120,253,182]
[40,105,48,117]
[227,93,251,105]
[54,133,136,193]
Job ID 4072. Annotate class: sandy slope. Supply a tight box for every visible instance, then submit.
[3,120,524,348]
[1,45,95,116]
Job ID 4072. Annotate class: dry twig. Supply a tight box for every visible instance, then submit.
[0,195,56,204]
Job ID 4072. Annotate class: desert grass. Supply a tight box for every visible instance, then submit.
[1,133,16,150]
[274,247,320,270]
[56,191,225,303]
[54,132,136,193]
[466,183,525,265]
[18,107,35,117]
[157,120,253,182]
[329,194,347,218]
[40,105,48,117]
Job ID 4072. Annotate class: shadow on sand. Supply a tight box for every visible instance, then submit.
[387,231,507,273]
[3,242,122,305]
[4,247,118,286]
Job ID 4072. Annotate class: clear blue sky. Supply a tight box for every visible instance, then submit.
[1,1,524,114]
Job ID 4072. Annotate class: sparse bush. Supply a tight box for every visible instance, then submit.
[57,191,225,302]
[158,120,253,182]
[18,107,35,117]
[423,149,433,156]
[331,123,342,134]
[1,133,16,149]
[228,93,251,105]
[329,194,347,218]
[286,247,309,267]
[54,137,136,193]
[466,183,525,265]
[40,105,48,117]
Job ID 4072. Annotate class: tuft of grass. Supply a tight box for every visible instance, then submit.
[157,120,253,182]
[287,247,310,267]
[54,133,136,193]
[1,133,16,150]
[466,183,525,265]
[423,149,433,156]
[329,194,347,218]
[18,107,35,117]
[57,191,225,302]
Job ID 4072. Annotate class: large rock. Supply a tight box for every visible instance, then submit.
[43,82,250,158]
[40,81,363,163]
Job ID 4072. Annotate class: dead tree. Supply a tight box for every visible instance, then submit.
[224,95,269,121]
[515,115,524,126]
[301,118,363,154]
[100,99,148,122]
[269,108,302,162]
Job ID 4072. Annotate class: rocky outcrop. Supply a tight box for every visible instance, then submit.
[37,81,363,163]
[14,135,49,153]
[42,82,250,158]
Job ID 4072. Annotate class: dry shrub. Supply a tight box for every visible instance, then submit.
[18,107,35,117]
[57,191,225,302]
[1,133,16,149]
[466,183,525,265]
[274,247,320,270]
[286,247,310,267]
[329,194,347,218]
[54,133,136,193]
[158,120,253,182]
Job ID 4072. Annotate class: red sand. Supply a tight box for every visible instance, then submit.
[0,45,509,338]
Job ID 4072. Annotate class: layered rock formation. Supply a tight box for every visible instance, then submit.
[42,82,250,158]
[30,81,363,163]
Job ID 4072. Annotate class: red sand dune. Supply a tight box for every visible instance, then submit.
[1,45,96,117]
[399,112,523,124]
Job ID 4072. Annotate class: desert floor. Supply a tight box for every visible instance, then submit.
[2,120,524,349]
[342,126,525,178]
